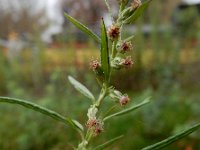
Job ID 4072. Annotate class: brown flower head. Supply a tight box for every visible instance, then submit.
[86,118,98,128]
[120,56,134,68]
[86,118,104,136]
[131,0,142,10]
[94,125,104,135]
[107,24,120,41]
[90,59,100,71]
[119,95,130,106]
[118,41,133,53]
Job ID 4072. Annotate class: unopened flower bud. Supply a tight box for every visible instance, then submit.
[131,0,142,10]
[119,95,130,106]
[117,41,133,53]
[107,24,120,41]
[120,56,134,68]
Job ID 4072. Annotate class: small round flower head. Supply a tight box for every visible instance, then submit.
[94,120,104,136]
[120,56,134,68]
[90,59,100,71]
[117,41,133,53]
[94,125,104,135]
[107,24,120,41]
[86,118,98,128]
[119,95,130,106]
[86,118,104,136]
[131,0,142,10]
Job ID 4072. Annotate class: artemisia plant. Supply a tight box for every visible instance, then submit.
[0,0,199,150]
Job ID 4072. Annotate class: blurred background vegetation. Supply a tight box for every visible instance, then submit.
[0,0,200,149]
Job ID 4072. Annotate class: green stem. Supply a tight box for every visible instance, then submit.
[119,3,125,15]
[96,86,107,108]
[85,129,93,142]
[111,41,117,59]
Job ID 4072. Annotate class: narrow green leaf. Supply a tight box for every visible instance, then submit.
[124,0,152,24]
[64,12,100,43]
[68,76,95,102]
[101,18,110,82]
[142,122,200,150]
[103,97,150,122]
[93,135,124,150]
[0,96,84,131]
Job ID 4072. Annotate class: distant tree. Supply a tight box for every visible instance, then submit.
[61,0,118,27]
[0,0,48,39]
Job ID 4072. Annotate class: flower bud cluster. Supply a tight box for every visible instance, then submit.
[86,119,104,136]
[86,106,104,136]
[108,27,134,70]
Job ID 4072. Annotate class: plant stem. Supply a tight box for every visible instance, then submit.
[96,85,107,108]
[111,41,117,59]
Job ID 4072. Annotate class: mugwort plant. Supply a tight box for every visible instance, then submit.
[0,0,200,150]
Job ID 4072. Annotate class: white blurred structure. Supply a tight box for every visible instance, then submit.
[182,0,200,5]
[41,0,64,43]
